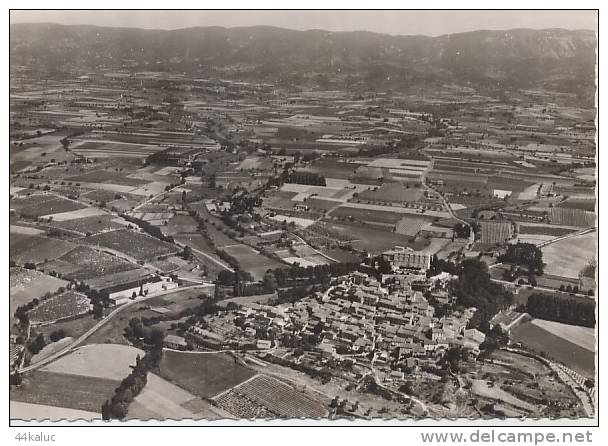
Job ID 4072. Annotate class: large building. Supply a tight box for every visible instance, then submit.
[382,246,431,271]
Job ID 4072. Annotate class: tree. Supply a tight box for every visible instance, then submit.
[263,271,278,293]
[182,246,193,261]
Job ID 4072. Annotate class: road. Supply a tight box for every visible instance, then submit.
[172,239,234,272]
[18,284,211,374]
[424,183,475,248]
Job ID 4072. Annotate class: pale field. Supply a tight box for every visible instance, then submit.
[530,319,595,352]
[10,401,99,421]
[518,183,539,200]
[10,225,44,235]
[269,214,315,228]
[542,231,597,278]
[42,344,144,380]
[513,234,556,245]
[340,202,451,218]
[40,206,107,221]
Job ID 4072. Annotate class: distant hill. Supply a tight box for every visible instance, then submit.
[10,23,596,103]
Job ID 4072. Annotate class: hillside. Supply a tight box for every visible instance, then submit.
[10,23,596,101]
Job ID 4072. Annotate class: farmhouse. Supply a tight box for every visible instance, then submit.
[164,334,188,350]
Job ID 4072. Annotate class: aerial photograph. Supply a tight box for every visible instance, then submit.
[8,9,597,423]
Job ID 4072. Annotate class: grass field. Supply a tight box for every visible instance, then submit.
[10,371,117,414]
[510,321,595,378]
[158,351,256,399]
[542,231,596,279]
[323,221,414,254]
[222,244,284,280]
[128,373,231,420]
[42,344,144,380]
[10,401,99,421]
[10,268,68,316]
[530,319,595,352]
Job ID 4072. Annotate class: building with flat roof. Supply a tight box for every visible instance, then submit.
[382,246,431,271]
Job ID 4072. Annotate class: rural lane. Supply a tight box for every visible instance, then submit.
[18,284,212,374]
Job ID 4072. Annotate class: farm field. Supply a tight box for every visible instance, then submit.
[10,401,99,421]
[66,169,150,187]
[128,373,232,420]
[10,234,76,264]
[10,371,117,415]
[222,244,284,280]
[40,206,107,221]
[10,268,68,316]
[530,319,595,352]
[510,322,595,378]
[11,195,87,218]
[323,221,415,254]
[478,221,513,245]
[214,374,327,419]
[51,214,125,234]
[546,207,595,227]
[52,246,138,280]
[28,291,90,324]
[81,229,179,261]
[339,201,450,218]
[542,231,596,278]
[158,351,256,399]
[357,183,424,203]
[42,344,144,380]
[329,206,405,225]
[557,198,595,212]
[518,224,576,237]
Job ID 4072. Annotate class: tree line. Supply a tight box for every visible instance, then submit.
[526,293,595,328]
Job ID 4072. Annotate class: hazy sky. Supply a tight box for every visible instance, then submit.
[10,10,597,36]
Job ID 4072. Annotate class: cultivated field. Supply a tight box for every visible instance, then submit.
[128,373,232,420]
[10,371,117,415]
[81,229,179,261]
[10,401,99,421]
[542,231,596,278]
[215,374,327,419]
[11,195,87,218]
[28,291,90,324]
[510,322,595,378]
[52,246,139,280]
[158,351,256,399]
[530,319,595,352]
[478,221,513,245]
[10,268,68,315]
[10,234,76,264]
